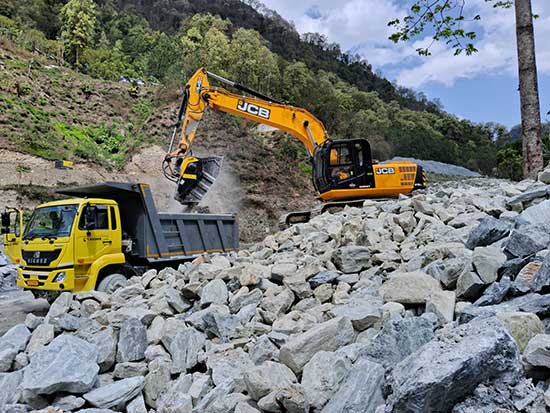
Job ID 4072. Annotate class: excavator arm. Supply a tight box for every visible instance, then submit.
[163,68,331,204]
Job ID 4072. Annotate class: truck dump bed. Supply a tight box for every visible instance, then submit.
[57,182,238,263]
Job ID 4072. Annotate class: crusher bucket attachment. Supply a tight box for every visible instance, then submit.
[174,156,224,205]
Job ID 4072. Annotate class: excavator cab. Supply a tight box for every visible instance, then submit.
[313,139,375,195]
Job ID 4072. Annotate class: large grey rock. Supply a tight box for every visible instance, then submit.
[279,317,356,373]
[117,318,147,362]
[0,324,31,352]
[456,271,485,299]
[524,334,550,367]
[330,298,382,331]
[0,347,17,372]
[474,276,511,306]
[52,395,86,411]
[243,361,297,401]
[385,317,520,413]
[320,358,385,413]
[144,357,171,408]
[504,225,550,258]
[0,290,49,336]
[127,394,148,413]
[113,362,148,379]
[250,335,279,364]
[84,376,144,409]
[426,257,469,289]
[229,288,263,313]
[333,246,371,273]
[466,217,511,249]
[26,323,54,355]
[169,327,205,373]
[207,348,254,392]
[309,271,339,288]
[200,279,228,307]
[513,260,542,294]
[459,292,550,322]
[472,246,506,284]
[379,271,441,304]
[531,253,550,293]
[44,292,72,322]
[157,374,193,413]
[77,323,117,372]
[496,311,544,352]
[302,351,353,410]
[358,316,434,368]
[520,198,550,225]
[21,335,99,395]
[0,370,22,408]
[426,290,455,324]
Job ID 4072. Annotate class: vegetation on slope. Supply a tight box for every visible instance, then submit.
[2,0,549,179]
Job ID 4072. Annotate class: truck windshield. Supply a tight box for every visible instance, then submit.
[23,205,78,240]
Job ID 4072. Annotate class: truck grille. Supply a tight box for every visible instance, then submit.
[22,250,62,266]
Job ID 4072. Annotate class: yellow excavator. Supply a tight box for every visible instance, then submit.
[163,68,426,225]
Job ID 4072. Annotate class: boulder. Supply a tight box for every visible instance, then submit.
[302,351,352,410]
[279,317,355,373]
[0,324,31,352]
[330,298,382,331]
[385,317,520,412]
[474,276,511,307]
[84,376,145,409]
[0,347,17,372]
[496,311,544,352]
[320,358,385,413]
[200,279,228,307]
[426,257,469,289]
[513,260,542,294]
[472,246,506,284]
[531,254,550,293]
[379,271,441,304]
[519,199,550,225]
[156,374,193,413]
[426,290,455,324]
[206,348,254,392]
[333,246,371,273]
[117,318,147,362]
[524,334,550,367]
[169,327,205,373]
[77,324,117,372]
[465,217,511,249]
[309,271,339,288]
[26,323,54,355]
[144,358,171,408]
[504,225,550,258]
[243,361,297,401]
[456,271,485,300]
[0,370,23,408]
[21,335,99,395]
[358,316,434,368]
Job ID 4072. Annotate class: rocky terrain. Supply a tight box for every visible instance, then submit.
[5,170,550,412]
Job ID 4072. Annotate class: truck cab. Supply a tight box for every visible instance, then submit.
[1,182,239,293]
[6,199,125,292]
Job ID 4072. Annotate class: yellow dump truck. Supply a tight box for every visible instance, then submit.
[1,182,238,293]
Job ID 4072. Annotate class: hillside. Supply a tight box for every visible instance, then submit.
[0,42,316,241]
[2,0,510,177]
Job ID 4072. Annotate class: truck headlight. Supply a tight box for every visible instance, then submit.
[53,272,66,283]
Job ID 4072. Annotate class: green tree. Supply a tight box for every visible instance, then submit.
[389,0,543,178]
[60,0,97,66]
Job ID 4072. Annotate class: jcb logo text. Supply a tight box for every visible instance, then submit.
[376,167,395,175]
[237,102,270,119]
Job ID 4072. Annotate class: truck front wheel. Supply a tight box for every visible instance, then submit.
[97,273,128,294]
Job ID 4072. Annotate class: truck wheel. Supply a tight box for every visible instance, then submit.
[97,273,128,294]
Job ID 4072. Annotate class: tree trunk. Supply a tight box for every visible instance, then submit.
[515,0,543,178]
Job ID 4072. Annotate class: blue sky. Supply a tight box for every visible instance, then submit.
[260,0,550,128]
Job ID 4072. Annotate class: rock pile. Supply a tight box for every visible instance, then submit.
[0,252,17,292]
[4,177,550,412]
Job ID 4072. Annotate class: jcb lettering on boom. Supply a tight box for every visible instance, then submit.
[237,102,270,119]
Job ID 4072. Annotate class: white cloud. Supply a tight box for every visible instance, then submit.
[260,0,550,88]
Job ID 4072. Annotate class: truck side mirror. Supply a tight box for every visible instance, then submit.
[85,206,97,230]
[1,212,10,229]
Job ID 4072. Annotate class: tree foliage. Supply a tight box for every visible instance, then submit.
[60,0,98,65]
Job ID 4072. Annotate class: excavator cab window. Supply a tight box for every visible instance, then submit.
[314,139,375,194]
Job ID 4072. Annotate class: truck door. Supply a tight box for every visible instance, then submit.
[74,205,118,265]
[2,208,23,264]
